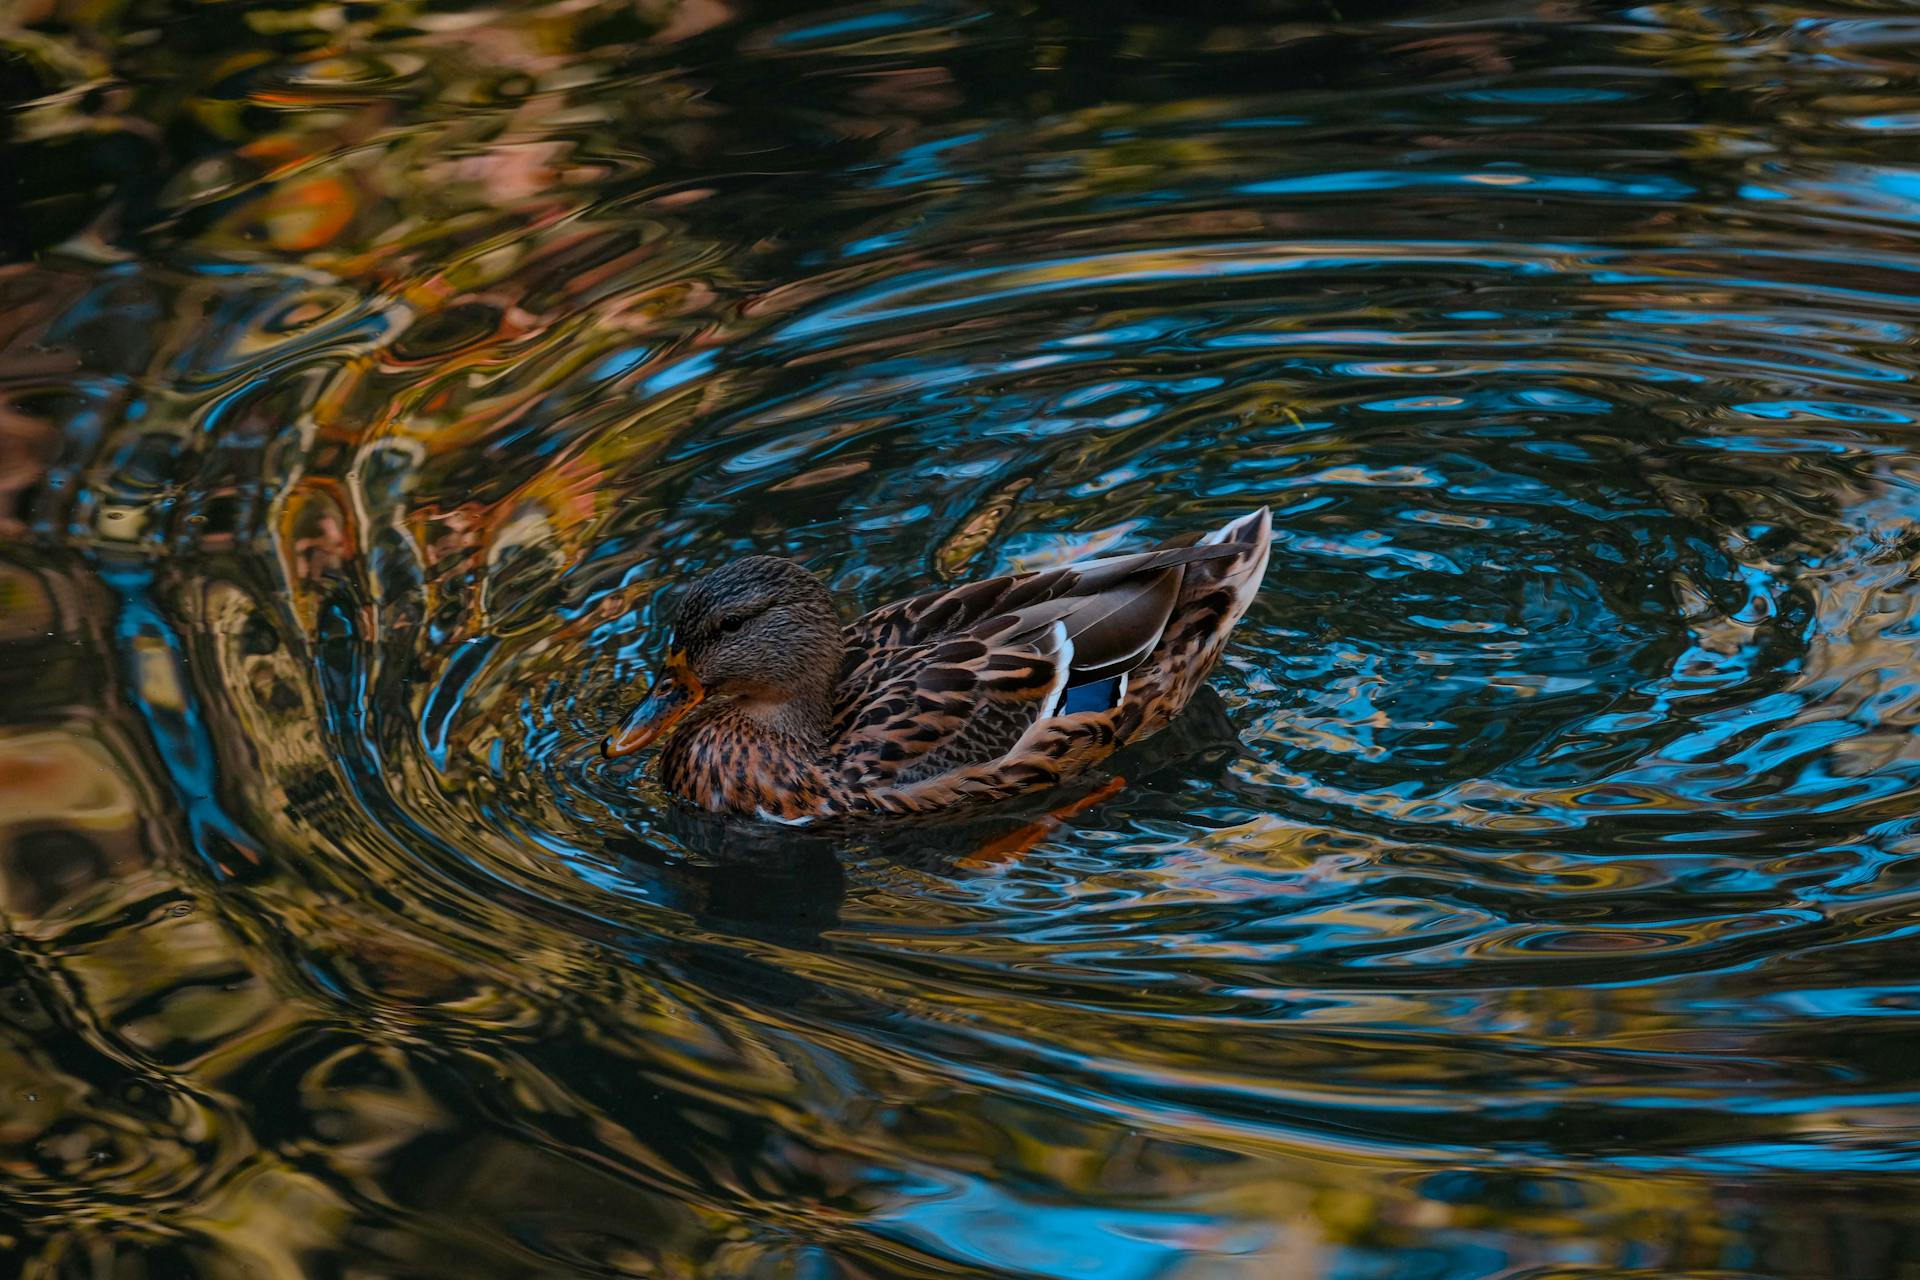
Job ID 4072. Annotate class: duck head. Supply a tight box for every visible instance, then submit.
[602,556,844,756]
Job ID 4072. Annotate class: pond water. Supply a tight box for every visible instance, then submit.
[6,1,1920,1275]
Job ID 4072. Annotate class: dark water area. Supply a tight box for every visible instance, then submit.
[6,0,1920,1274]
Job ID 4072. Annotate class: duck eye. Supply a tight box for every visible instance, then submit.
[718,613,749,634]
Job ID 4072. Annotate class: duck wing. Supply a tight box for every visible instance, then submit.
[847,540,1237,654]
[831,629,1068,789]
[831,543,1233,786]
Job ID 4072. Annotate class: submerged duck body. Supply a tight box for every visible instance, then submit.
[603,508,1273,821]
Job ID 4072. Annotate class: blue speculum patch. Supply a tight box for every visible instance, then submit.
[1060,675,1124,716]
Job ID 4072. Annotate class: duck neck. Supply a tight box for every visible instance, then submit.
[732,686,833,746]
[740,622,842,746]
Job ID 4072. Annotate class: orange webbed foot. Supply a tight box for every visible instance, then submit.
[957,776,1128,869]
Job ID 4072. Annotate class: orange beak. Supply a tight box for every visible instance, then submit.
[602,651,705,758]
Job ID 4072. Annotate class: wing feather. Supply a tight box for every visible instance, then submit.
[836,627,1072,784]
[830,527,1258,786]
[847,542,1241,652]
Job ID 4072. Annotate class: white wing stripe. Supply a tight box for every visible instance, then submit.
[1007,621,1074,756]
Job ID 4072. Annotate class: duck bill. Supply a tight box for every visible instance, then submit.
[602,654,704,757]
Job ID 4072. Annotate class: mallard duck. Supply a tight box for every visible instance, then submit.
[603,507,1273,821]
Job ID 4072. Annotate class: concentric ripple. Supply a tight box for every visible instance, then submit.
[6,2,1920,1276]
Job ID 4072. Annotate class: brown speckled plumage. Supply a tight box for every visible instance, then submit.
[604,509,1273,821]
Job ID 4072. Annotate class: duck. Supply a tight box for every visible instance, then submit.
[602,507,1273,821]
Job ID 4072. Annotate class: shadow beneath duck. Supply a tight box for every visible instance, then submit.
[602,816,849,948]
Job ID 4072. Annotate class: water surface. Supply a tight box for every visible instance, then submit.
[5,1,1920,1275]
